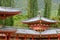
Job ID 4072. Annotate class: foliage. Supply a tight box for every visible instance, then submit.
[13,14,28,28]
[0,0,14,7]
[55,4,60,28]
[44,0,51,18]
[51,16,60,28]
[57,4,60,16]
[28,0,38,18]
[50,4,60,28]
[4,17,14,26]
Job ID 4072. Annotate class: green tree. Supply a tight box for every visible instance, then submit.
[28,0,38,18]
[13,14,28,28]
[57,4,60,16]
[0,0,15,26]
[44,0,51,18]
[50,4,60,28]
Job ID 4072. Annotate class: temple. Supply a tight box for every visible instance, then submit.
[22,15,57,31]
[0,7,60,40]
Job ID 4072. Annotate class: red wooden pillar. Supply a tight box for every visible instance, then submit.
[32,36,34,40]
[1,32,6,40]
[40,35,41,40]
[16,34,19,40]
[58,34,60,40]
[5,36,7,40]
[5,33,7,40]
[8,33,11,40]
[48,36,50,40]
[24,35,26,40]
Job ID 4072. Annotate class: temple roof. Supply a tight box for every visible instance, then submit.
[0,27,16,33]
[16,28,40,35]
[41,28,60,35]
[0,26,60,35]
[22,16,57,23]
[0,26,40,35]
[0,7,20,12]
[0,6,21,19]
[16,28,60,35]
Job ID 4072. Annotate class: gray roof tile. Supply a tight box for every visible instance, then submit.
[22,16,57,23]
[0,26,60,35]
[16,28,60,35]
[41,29,60,35]
[0,7,20,12]
[16,28,40,35]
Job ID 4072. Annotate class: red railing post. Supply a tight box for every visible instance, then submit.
[24,35,27,40]
[16,34,19,40]
[58,34,60,40]
[48,36,50,40]
[32,36,34,40]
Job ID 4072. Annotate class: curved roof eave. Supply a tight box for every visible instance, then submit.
[22,16,57,23]
[0,7,21,12]
[16,28,40,35]
[41,28,60,35]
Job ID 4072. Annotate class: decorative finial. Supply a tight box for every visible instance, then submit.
[37,11,41,17]
[38,11,41,13]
